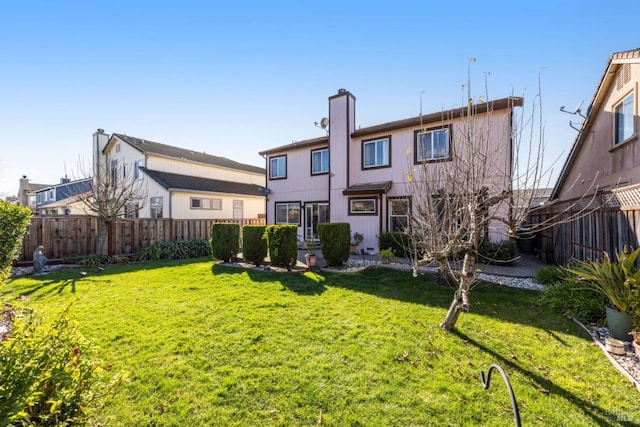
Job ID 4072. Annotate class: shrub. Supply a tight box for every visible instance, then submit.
[0,201,32,283]
[534,265,566,285]
[539,278,607,323]
[264,225,297,270]
[211,224,240,262]
[477,238,517,263]
[318,223,350,267]
[187,238,212,258]
[564,246,640,313]
[78,254,112,267]
[378,232,413,258]
[136,239,211,262]
[0,305,125,425]
[242,226,267,266]
[136,244,163,261]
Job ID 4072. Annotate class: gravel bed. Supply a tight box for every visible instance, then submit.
[589,327,640,389]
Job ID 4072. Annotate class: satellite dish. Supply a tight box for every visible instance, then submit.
[320,117,329,129]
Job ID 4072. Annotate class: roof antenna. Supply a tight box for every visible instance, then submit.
[560,100,586,131]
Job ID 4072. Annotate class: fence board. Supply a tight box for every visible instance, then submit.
[17,216,265,263]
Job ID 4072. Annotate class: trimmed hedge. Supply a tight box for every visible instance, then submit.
[211,224,240,262]
[0,201,32,283]
[264,225,297,270]
[242,225,267,266]
[477,238,517,263]
[318,222,350,267]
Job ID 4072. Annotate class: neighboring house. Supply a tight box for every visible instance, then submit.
[34,177,92,215]
[259,89,522,252]
[93,130,266,219]
[17,176,50,211]
[534,49,640,263]
[37,192,92,215]
[552,48,640,201]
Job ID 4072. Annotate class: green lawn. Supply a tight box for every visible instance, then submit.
[2,258,639,426]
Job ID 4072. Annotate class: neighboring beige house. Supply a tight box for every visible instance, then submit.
[94,130,266,219]
[38,192,92,215]
[553,48,640,201]
[259,89,522,252]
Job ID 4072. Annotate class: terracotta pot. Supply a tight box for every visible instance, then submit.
[633,340,640,358]
[304,253,317,267]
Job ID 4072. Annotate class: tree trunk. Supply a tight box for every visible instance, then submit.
[440,242,478,331]
[96,221,110,256]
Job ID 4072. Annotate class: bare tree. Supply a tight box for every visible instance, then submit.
[404,69,549,331]
[75,156,148,256]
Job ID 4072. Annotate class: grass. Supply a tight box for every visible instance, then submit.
[2,258,639,426]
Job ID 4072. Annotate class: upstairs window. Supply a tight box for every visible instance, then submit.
[134,160,144,180]
[363,136,390,169]
[311,148,329,175]
[415,126,450,162]
[270,155,287,179]
[615,93,634,144]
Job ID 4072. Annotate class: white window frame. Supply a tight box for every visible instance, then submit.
[270,155,287,179]
[311,148,329,175]
[615,92,634,144]
[349,198,377,215]
[363,137,390,169]
[190,197,222,210]
[150,196,163,218]
[125,203,139,218]
[134,159,144,180]
[275,202,300,224]
[415,126,450,162]
[388,197,410,233]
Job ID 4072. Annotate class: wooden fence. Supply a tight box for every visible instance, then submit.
[530,190,640,265]
[17,216,265,263]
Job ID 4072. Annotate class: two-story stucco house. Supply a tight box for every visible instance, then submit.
[259,89,522,252]
[93,129,266,220]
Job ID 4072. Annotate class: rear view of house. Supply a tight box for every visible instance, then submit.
[260,89,522,252]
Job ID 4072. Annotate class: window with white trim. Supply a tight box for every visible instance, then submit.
[363,137,390,168]
[275,202,300,224]
[389,198,410,232]
[135,159,144,180]
[311,148,329,174]
[270,155,287,179]
[349,198,377,215]
[615,93,634,144]
[150,196,163,218]
[190,197,222,210]
[125,203,139,218]
[233,200,243,219]
[415,126,450,162]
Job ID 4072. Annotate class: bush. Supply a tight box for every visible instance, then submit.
[539,278,607,324]
[0,305,125,425]
[78,254,112,267]
[378,232,413,258]
[477,238,517,263]
[242,226,267,266]
[0,201,32,283]
[264,225,298,270]
[211,224,240,262]
[136,239,211,261]
[534,265,566,285]
[318,223,350,267]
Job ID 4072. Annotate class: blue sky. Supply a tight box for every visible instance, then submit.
[1,1,639,197]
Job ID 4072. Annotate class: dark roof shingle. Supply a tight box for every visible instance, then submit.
[142,168,265,197]
[112,134,265,175]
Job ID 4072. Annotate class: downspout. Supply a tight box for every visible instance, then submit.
[261,154,269,224]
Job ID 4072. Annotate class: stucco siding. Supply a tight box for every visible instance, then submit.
[171,191,264,219]
[147,156,264,185]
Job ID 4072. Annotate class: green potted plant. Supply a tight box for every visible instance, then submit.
[378,248,395,264]
[565,246,639,340]
[351,232,364,255]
